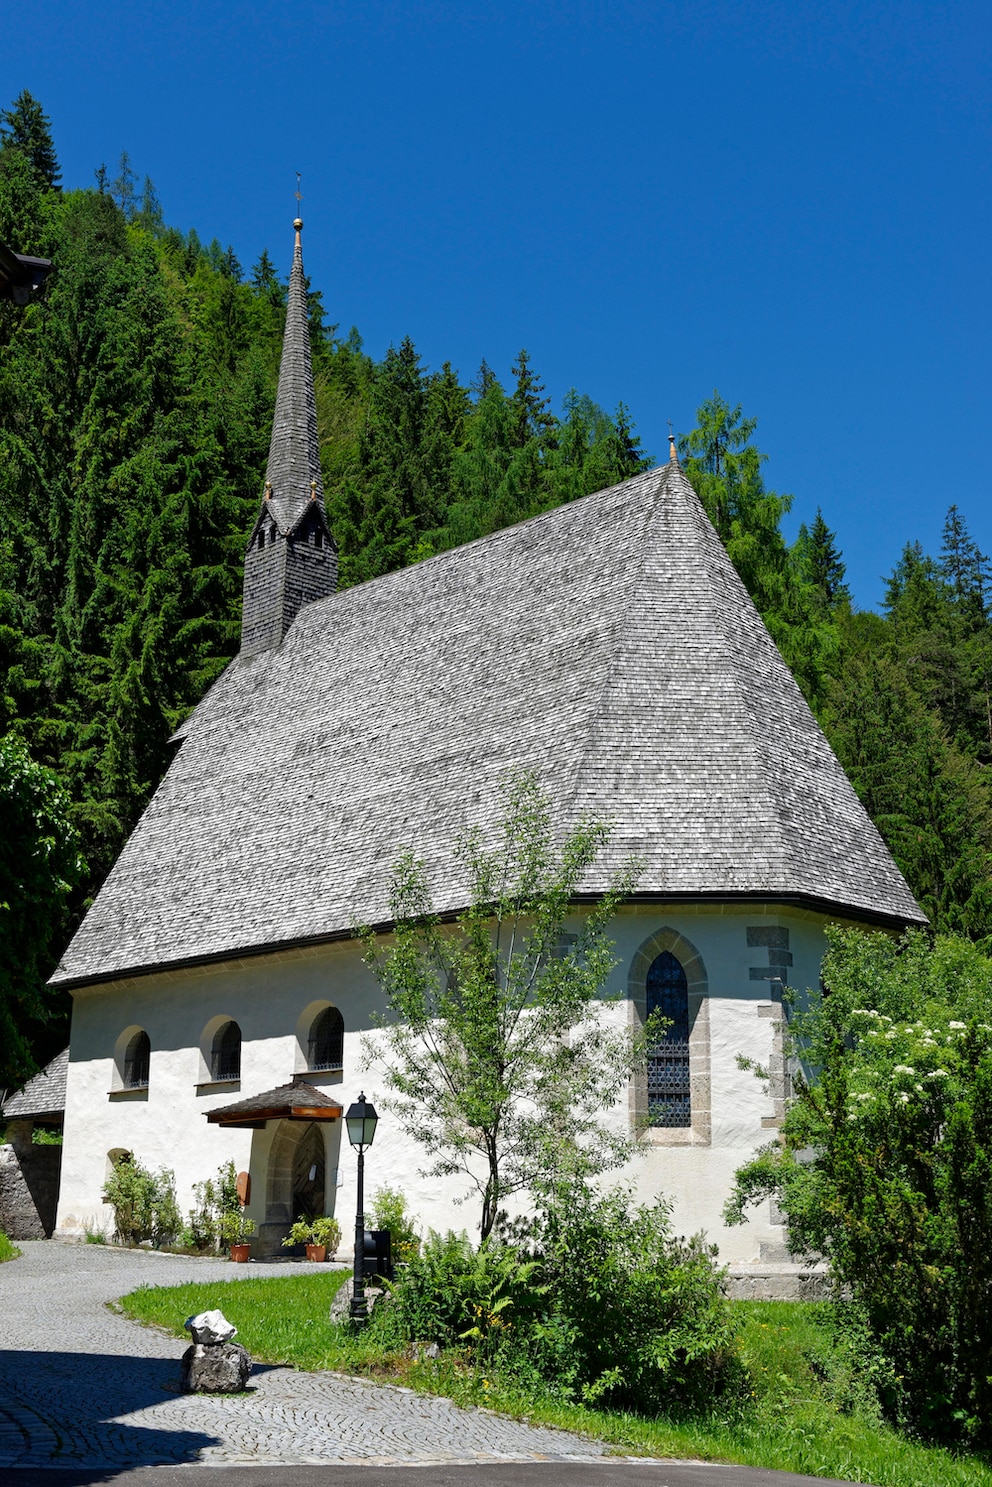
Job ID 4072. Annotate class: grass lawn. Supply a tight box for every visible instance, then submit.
[118,1272,992,1487]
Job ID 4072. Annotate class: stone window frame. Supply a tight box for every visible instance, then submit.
[628,927,711,1146]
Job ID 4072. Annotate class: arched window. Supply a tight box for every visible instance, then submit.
[646,951,690,1127]
[123,1030,150,1090]
[211,1020,241,1081]
[307,1007,344,1072]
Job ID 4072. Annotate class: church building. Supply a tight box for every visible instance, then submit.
[51,221,925,1263]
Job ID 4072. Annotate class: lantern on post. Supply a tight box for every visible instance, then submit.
[345,1093,378,1323]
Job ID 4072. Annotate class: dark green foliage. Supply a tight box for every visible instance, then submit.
[0,91,659,1079]
[727,927,992,1446]
[371,1186,743,1415]
[0,90,60,190]
[9,89,992,1080]
[0,735,84,1089]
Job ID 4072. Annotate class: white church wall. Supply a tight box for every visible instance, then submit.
[57,903,835,1261]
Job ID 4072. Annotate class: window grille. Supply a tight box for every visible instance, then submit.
[211,1021,241,1081]
[308,1006,344,1071]
[123,1030,150,1089]
[646,951,690,1127]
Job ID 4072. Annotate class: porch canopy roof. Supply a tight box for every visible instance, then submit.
[206,1078,342,1129]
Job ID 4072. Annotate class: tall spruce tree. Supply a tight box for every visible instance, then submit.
[0,90,60,189]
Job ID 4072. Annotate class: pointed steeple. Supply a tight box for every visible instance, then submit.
[265,218,324,530]
[240,219,337,659]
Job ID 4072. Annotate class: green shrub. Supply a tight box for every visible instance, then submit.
[728,927,992,1446]
[523,1186,744,1414]
[186,1159,241,1252]
[0,1230,21,1262]
[101,1153,180,1246]
[371,1184,743,1415]
[370,1186,421,1262]
[372,1229,544,1354]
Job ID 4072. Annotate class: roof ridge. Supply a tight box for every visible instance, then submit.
[555,466,673,864]
[680,466,795,876]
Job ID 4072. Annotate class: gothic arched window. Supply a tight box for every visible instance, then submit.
[307,1007,344,1072]
[211,1020,242,1081]
[646,950,690,1127]
[123,1030,151,1090]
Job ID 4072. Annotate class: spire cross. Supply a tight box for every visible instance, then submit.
[293,175,303,245]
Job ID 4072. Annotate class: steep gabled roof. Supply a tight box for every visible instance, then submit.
[51,461,924,988]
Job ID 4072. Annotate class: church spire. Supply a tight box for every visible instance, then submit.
[240,217,337,659]
[264,217,324,528]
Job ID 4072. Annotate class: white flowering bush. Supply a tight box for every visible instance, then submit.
[727,926,992,1446]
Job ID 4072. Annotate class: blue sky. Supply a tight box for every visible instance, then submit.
[4,0,990,607]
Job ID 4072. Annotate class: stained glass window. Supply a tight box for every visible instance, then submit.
[646,950,690,1127]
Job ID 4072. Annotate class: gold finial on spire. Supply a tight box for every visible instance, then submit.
[294,173,303,243]
[310,478,318,501]
[667,420,678,464]
[264,481,272,501]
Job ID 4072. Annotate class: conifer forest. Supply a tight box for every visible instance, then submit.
[2,91,991,1079]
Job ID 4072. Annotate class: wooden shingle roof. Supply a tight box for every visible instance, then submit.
[262,221,325,537]
[2,1049,68,1121]
[206,1079,342,1128]
[51,461,924,988]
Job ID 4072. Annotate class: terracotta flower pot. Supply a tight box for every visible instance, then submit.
[229,1243,251,1263]
[304,1243,327,1262]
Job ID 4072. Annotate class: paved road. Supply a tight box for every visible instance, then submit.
[0,1242,867,1485]
[1,1468,872,1487]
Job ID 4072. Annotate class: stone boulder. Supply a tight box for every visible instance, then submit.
[185,1308,238,1345]
[180,1342,252,1394]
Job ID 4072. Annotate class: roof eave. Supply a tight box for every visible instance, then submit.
[50,887,927,992]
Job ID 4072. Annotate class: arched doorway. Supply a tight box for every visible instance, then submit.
[291,1122,325,1221]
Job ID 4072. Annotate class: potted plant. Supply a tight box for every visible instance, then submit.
[281,1215,340,1261]
[220,1209,256,1262]
[310,1216,341,1260]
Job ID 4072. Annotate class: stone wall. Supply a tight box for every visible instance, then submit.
[0,1123,62,1238]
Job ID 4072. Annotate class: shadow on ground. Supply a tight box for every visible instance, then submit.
[0,1347,267,1466]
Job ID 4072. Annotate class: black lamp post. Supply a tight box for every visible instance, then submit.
[345,1092,378,1323]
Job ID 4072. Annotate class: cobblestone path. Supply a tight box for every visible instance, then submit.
[0,1242,612,1468]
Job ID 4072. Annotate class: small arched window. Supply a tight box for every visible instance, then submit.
[211,1020,241,1081]
[308,1007,344,1072]
[646,951,690,1127]
[123,1030,150,1090]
